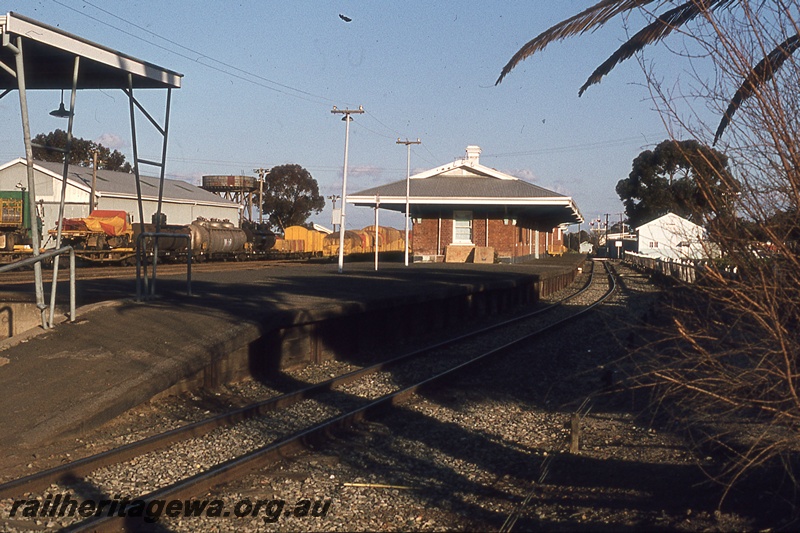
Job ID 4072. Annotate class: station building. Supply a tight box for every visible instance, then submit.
[349,145,583,262]
[0,158,241,245]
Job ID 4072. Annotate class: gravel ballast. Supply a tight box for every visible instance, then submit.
[2,261,792,531]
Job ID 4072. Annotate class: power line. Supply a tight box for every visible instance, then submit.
[39,1,454,154]
[350,117,395,140]
[50,0,339,107]
[483,133,664,158]
[50,1,426,145]
[364,111,404,139]
[41,2,669,182]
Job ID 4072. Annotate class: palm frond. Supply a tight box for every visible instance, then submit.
[578,0,734,96]
[496,0,657,85]
[714,34,800,144]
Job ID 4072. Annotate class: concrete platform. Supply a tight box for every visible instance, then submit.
[0,255,585,450]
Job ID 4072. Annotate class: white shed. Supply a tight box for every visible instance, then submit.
[0,158,241,247]
[636,212,710,260]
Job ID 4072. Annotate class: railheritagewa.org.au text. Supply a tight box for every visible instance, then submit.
[7,493,331,524]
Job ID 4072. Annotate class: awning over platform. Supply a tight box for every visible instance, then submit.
[0,11,182,89]
[1,11,183,326]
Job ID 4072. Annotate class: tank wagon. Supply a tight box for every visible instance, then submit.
[27,211,404,265]
[242,220,276,253]
[50,211,276,263]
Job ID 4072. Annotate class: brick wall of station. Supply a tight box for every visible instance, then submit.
[412,211,565,260]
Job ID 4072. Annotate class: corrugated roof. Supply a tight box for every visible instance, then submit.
[348,145,583,225]
[354,174,565,199]
[0,12,182,89]
[33,159,237,207]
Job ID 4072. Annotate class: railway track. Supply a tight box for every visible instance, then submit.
[0,258,305,285]
[0,260,615,531]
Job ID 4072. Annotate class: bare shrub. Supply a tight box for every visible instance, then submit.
[498,0,800,503]
[630,2,800,501]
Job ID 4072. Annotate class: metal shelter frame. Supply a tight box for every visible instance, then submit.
[0,12,182,327]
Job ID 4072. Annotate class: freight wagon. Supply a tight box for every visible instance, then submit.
[361,225,406,252]
[0,191,35,262]
[49,211,276,263]
[323,230,366,256]
[282,225,325,256]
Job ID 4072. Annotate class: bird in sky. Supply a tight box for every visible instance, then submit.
[339,14,352,22]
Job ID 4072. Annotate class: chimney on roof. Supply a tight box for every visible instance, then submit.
[465,145,481,163]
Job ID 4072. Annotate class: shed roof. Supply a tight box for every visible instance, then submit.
[635,212,704,232]
[352,173,564,200]
[2,158,237,209]
[0,12,182,89]
[349,145,583,225]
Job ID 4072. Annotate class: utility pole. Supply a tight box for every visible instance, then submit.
[90,150,99,214]
[396,138,421,266]
[374,194,380,271]
[331,105,364,273]
[254,167,269,224]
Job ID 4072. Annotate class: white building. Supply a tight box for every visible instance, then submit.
[636,212,711,260]
[0,158,241,246]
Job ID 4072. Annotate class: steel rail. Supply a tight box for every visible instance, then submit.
[65,260,615,532]
[0,261,599,502]
[0,258,281,285]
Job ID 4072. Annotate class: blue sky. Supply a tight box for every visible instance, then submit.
[1,1,682,231]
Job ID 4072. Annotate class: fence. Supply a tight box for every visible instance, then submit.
[623,252,700,284]
[0,246,76,328]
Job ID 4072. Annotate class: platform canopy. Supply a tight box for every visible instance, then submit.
[349,145,583,228]
[0,12,182,90]
[1,11,183,327]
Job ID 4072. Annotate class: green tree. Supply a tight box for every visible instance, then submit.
[32,129,132,172]
[616,139,735,228]
[261,164,324,232]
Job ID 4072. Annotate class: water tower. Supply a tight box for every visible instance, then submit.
[201,175,260,224]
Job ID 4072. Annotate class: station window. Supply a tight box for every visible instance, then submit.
[452,210,473,244]
[649,241,659,248]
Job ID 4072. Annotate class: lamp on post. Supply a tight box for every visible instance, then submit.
[50,90,73,118]
[331,105,364,274]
